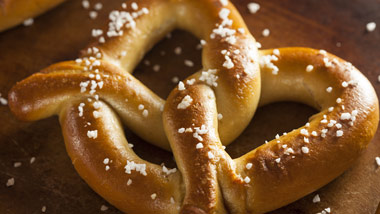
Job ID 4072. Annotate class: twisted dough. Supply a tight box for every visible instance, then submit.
[164,47,379,213]
[0,0,65,32]
[8,0,379,213]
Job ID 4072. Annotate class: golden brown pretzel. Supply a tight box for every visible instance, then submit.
[0,0,65,32]
[9,0,260,213]
[164,47,379,213]
[7,0,379,214]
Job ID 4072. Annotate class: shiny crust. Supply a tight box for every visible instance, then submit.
[7,0,379,214]
[163,47,379,213]
[0,0,65,32]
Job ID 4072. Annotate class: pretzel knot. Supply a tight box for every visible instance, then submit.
[8,0,379,214]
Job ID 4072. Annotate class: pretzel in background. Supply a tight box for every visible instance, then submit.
[0,0,66,32]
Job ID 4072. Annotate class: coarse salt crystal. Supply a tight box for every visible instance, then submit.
[162,165,177,175]
[306,65,314,72]
[94,3,103,10]
[208,151,214,159]
[6,178,14,187]
[82,0,90,9]
[30,157,36,164]
[171,76,179,83]
[177,95,193,109]
[124,160,147,176]
[223,55,234,69]
[174,47,182,55]
[142,109,149,117]
[196,143,204,149]
[103,158,109,164]
[23,18,34,26]
[256,42,262,48]
[151,193,157,199]
[285,148,294,155]
[244,176,251,183]
[313,194,321,203]
[93,111,101,118]
[87,130,98,139]
[366,22,376,32]
[93,101,101,109]
[319,50,327,55]
[340,112,351,120]
[178,81,185,91]
[375,157,380,167]
[301,146,309,154]
[300,129,309,136]
[273,49,280,56]
[184,60,194,67]
[100,205,108,211]
[219,8,230,19]
[262,28,270,37]
[13,162,22,168]
[153,64,160,72]
[138,104,144,110]
[217,113,223,120]
[0,97,7,105]
[89,11,98,19]
[246,163,253,169]
[304,137,309,143]
[131,2,138,10]
[336,130,343,137]
[186,79,196,85]
[199,69,218,87]
[247,2,260,14]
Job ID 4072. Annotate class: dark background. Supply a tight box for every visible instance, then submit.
[0,0,379,213]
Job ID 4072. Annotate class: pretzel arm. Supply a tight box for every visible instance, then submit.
[8,61,169,150]
[60,98,183,214]
[164,83,228,214]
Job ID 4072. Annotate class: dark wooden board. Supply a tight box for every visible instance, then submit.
[0,0,379,213]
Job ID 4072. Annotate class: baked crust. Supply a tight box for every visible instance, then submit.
[0,0,65,32]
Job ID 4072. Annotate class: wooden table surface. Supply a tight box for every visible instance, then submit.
[0,0,379,213]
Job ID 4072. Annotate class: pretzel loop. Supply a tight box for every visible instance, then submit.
[164,47,379,213]
[89,0,261,148]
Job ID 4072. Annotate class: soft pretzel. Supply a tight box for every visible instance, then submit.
[7,0,379,214]
[164,47,379,213]
[0,0,65,32]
